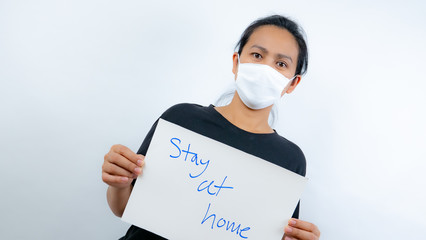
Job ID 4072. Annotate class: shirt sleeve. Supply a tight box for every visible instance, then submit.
[292,201,300,219]
[137,118,160,155]
[131,118,159,186]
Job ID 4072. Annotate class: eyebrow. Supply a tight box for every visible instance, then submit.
[250,44,293,63]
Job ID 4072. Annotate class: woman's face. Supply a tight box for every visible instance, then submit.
[232,25,301,94]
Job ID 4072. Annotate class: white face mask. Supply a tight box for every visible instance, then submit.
[235,56,296,110]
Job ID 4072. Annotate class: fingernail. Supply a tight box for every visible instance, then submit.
[285,237,292,240]
[285,226,293,233]
[121,177,128,182]
[137,160,143,166]
[289,219,297,226]
[134,167,141,173]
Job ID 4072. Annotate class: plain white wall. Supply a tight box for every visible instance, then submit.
[1,0,425,239]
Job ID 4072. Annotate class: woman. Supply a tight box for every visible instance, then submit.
[102,14,321,240]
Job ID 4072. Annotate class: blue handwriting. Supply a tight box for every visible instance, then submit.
[169,137,249,238]
[170,137,210,178]
[197,176,234,197]
[201,202,251,239]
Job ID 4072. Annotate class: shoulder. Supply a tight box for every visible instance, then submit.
[272,134,307,176]
[160,103,210,122]
[161,103,205,117]
[159,103,215,130]
[277,135,306,159]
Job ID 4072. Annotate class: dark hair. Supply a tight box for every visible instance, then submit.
[235,15,308,76]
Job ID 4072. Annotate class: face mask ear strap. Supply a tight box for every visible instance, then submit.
[237,54,240,65]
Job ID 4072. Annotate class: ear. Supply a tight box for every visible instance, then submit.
[281,75,301,96]
[232,52,239,80]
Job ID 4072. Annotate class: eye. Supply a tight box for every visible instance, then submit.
[252,52,262,59]
[276,61,288,68]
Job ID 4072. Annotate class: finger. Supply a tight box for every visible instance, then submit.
[102,172,131,185]
[289,219,320,237]
[282,235,295,240]
[112,144,144,166]
[102,161,134,178]
[107,151,143,175]
[285,225,318,240]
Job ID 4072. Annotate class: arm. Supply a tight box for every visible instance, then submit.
[102,144,145,217]
[106,185,133,217]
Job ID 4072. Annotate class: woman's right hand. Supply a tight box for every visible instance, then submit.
[102,144,145,189]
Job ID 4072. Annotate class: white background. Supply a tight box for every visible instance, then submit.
[1,0,425,239]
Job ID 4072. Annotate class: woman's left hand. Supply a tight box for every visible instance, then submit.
[283,218,320,240]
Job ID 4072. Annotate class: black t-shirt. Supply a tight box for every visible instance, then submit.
[120,103,306,240]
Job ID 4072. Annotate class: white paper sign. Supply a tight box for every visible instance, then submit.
[122,119,307,240]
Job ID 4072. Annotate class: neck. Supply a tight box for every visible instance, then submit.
[215,91,274,133]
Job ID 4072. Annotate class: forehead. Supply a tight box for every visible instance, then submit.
[244,25,299,59]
